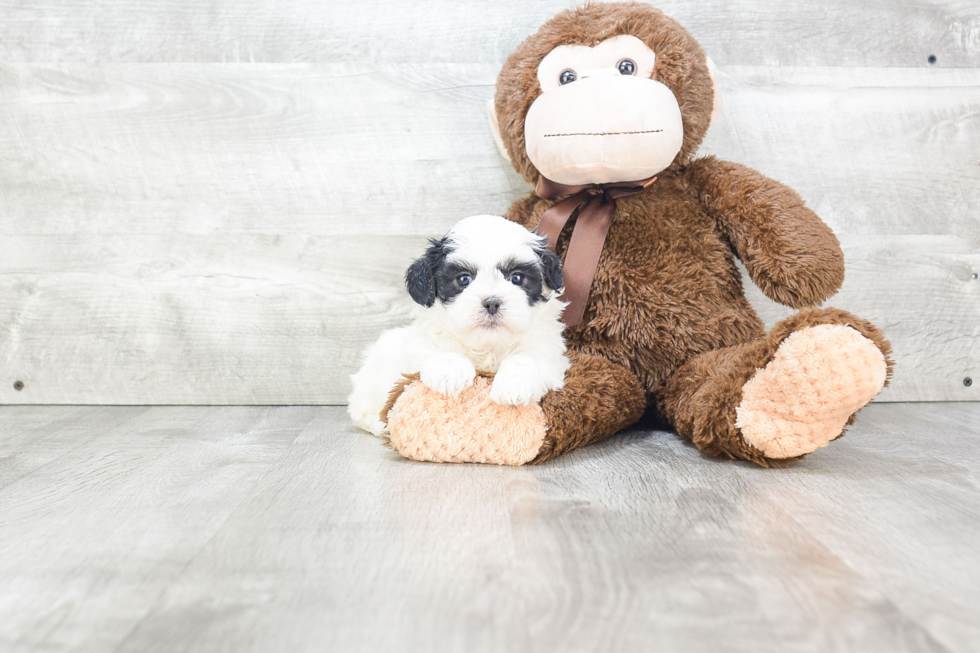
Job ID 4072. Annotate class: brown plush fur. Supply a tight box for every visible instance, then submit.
[490,2,894,465]
[534,351,646,463]
[503,163,849,399]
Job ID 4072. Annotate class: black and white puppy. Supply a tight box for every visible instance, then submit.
[348,214,569,436]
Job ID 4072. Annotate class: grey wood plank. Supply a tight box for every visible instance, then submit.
[0,405,954,653]
[0,64,976,238]
[0,233,975,404]
[0,63,976,403]
[0,234,425,405]
[0,405,317,653]
[0,405,80,439]
[115,407,520,653]
[0,405,977,652]
[1,0,977,67]
[732,403,980,652]
[700,66,980,239]
[0,405,147,489]
[0,62,524,238]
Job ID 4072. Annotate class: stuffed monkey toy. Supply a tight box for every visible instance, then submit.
[381,2,893,467]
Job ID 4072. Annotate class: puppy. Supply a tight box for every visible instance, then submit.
[348,214,569,436]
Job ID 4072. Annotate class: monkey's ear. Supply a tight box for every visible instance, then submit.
[487,98,512,164]
[705,56,721,127]
[534,244,564,293]
[405,239,446,307]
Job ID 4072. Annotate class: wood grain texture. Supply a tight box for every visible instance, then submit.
[1,404,978,652]
[0,405,147,488]
[0,232,975,404]
[0,62,523,237]
[703,66,980,239]
[1,64,977,237]
[0,234,427,404]
[1,0,978,67]
[0,406,317,653]
[0,14,977,404]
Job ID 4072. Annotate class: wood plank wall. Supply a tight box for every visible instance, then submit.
[0,1,978,405]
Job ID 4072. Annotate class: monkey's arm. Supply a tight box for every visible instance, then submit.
[686,156,844,308]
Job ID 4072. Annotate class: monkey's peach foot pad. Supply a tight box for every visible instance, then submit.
[386,377,546,465]
[736,324,888,459]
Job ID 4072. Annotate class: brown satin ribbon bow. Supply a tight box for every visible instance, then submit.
[535,175,657,327]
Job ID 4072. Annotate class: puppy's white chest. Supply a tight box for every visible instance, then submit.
[467,349,509,375]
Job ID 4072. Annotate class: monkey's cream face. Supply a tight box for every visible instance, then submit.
[524,35,685,186]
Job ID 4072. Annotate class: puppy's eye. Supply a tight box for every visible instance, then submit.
[456,274,473,287]
[559,69,577,85]
[617,58,636,75]
[509,272,525,286]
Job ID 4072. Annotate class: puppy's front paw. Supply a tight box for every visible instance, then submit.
[489,372,541,406]
[420,353,476,397]
[490,358,552,406]
[490,354,565,406]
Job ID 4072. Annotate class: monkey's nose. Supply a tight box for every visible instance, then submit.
[579,67,619,79]
[482,297,502,315]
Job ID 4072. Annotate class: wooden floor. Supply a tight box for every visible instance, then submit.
[1,404,978,652]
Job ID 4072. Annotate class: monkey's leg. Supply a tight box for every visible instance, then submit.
[532,352,646,463]
[658,308,893,467]
[381,351,645,465]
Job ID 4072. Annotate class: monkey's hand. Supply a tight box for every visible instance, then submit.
[420,352,476,398]
[686,156,845,308]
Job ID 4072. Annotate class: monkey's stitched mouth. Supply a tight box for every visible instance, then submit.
[543,129,663,137]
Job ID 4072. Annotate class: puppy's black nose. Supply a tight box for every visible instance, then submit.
[482,297,502,315]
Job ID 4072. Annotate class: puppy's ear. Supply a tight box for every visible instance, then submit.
[534,243,563,292]
[405,238,446,307]
[406,258,436,307]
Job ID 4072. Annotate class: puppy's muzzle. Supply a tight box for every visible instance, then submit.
[482,297,502,316]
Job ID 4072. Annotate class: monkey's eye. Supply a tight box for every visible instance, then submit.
[509,272,525,286]
[618,58,637,75]
[559,69,577,85]
[457,274,473,287]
